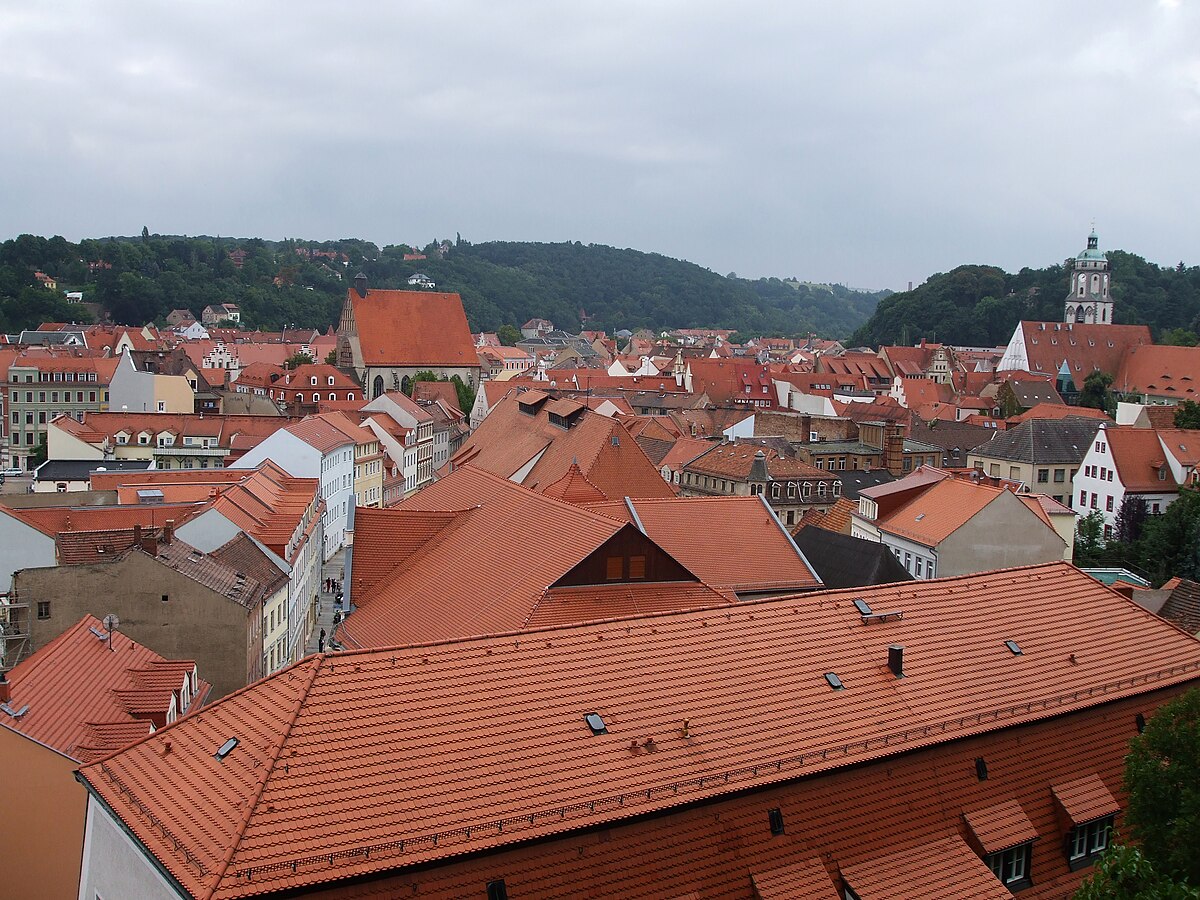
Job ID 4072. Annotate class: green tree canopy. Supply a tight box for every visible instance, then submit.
[1124,687,1200,885]
[1174,401,1200,429]
[496,324,520,346]
[284,352,314,370]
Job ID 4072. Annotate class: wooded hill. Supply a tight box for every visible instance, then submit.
[0,233,887,339]
[850,252,1200,349]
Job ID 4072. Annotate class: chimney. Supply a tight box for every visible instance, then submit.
[888,644,905,677]
[0,671,9,704]
[163,520,174,545]
[749,449,770,484]
[133,523,142,546]
[142,533,158,556]
[800,414,812,444]
[884,431,905,477]
[353,273,368,298]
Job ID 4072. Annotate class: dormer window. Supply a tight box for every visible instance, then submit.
[310,376,317,386]
[328,376,335,386]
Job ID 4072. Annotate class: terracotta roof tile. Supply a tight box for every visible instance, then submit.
[878,478,1009,547]
[541,463,608,504]
[751,858,839,899]
[1115,343,1200,398]
[77,562,1200,899]
[451,396,674,500]
[1016,321,1151,390]
[840,834,1012,900]
[349,289,477,367]
[1105,427,1178,492]
[2,614,207,761]
[964,798,1040,853]
[6,503,204,539]
[1051,773,1121,824]
[524,581,734,628]
[584,495,822,594]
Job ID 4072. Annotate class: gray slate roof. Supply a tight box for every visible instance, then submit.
[970,417,1102,465]
[793,527,913,589]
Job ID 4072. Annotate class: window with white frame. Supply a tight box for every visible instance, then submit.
[985,843,1032,888]
[1068,816,1113,868]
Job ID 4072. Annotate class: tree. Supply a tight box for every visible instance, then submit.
[497,324,520,346]
[284,352,314,370]
[1137,487,1200,584]
[1173,400,1200,430]
[1114,496,1149,545]
[325,348,338,366]
[1079,371,1116,414]
[1074,511,1106,565]
[1074,843,1200,899]
[450,375,476,415]
[1160,327,1199,347]
[1123,687,1200,884]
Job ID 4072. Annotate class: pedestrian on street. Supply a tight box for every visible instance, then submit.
[318,629,326,652]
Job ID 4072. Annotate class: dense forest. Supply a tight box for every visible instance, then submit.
[850,252,1200,348]
[0,233,887,339]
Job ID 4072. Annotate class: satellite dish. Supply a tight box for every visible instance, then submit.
[102,614,120,633]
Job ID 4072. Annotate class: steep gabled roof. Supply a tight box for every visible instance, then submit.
[77,562,1200,899]
[1115,344,1200,399]
[342,467,696,648]
[451,395,674,500]
[1106,427,1177,492]
[877,478,1010,547]
[584,495,822,594]
[347,289,477,367]
[1013,321,1151,389]
[2,614,207,762]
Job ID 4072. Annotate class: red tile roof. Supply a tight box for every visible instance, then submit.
[348,289,478,367]
[751,858,840,900]
[524,581,733,628]
[1115,344,1200,399]
[540,463,607,504]
[2,614,208,762]
[1015,321,1151,390]
[840,834,1012,900]
[6,502,204,539]
[1051,773,1121,824]
[1105,426,1177,492]
[77,562,1200,899]
[964,798,1040,853]
[342,468,709,648]
[451,395,675,500]
[585,495,821,594]
[878,478,1012,547]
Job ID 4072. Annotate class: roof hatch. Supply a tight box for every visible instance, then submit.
[584,713,607,735]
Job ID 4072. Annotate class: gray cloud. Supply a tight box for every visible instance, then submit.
[1,1,1197,289]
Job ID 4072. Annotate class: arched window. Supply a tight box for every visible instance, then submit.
[312,393,319,402]
[771,483,780,498]
[329,393,336,400]
[328,376,335,386]
[347,393,355,401]
[401,375,413,395]
[372,375,384,398]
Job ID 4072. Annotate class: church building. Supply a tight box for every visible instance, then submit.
[335,274,480,400]
[1064,230,1114,325]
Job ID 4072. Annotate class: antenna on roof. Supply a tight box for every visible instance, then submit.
[102,613,120,652]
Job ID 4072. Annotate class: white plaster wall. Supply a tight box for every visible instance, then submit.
[78,795,182,900]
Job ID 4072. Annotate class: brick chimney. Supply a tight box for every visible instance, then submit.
[0,671,9,704]
[884,425,905,477]
[163,520,174,545]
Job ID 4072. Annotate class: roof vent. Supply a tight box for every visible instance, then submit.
[1005,640,1023,655]
[887,644,904,678]
[975,756,988,781]
[824,672,845,691]
[584,712,607,735]
[215,737,239,760]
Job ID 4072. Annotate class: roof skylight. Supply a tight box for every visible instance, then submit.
[584,713,607,735]
[215,737,239,760]
[852,599,872,616]
[824,672,845,690]
[1005,640,1023,655]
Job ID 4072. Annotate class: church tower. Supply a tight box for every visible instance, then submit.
[1064,229,1113,325]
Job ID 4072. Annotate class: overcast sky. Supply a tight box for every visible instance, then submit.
[2,1,1197,290]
